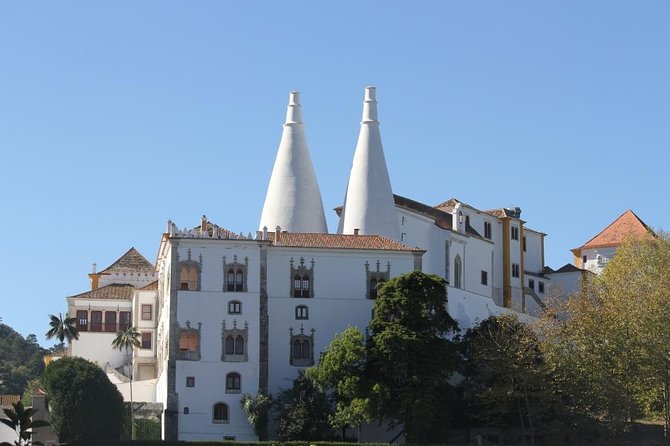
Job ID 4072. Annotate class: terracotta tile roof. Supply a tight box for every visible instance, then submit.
[68,284,136,300]
[100,247,154,273]
[0,395,20,407]
[138,280,158,291]
[268,232,421,252]
[572,210,654,252]
[394,195,454,230]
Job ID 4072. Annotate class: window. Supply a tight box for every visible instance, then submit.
[76,310,88,332]
[481,271,488,286]
[582,255,587,266]
[141,332,152,349]
[365,260,390,299]
[290,257,314,298]
[179,249,201,291]
[295,305,308,320]
[141,304,152,321]
[454,255,462,289]
[177,322,201,361]
[90,311,102,332]
[539,282,545,294]
[226,372,241,393]
[523,236,527,252]
[529,279,535,291]
[228,300,242,315]
[484,221,492,239]
[184,407,190,415]
[511,226,519,240]
[223,255,248,292]
[119,311,131,331]
[213,403,229,423]
[221,321,248,362]
[186,376,195,387]
[512,263,520,278]
[104,311,117,332]
[290,326,315,367]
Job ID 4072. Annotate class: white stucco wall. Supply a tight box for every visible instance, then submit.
[70,332,126,368]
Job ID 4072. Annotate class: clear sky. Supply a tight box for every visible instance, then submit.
[1,1,668,347]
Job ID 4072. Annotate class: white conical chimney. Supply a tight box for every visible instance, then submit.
[259,91,328,233]
[338,86,400,240]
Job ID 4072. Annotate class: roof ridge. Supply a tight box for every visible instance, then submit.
[572,209,654,252]
[99,247,154,273]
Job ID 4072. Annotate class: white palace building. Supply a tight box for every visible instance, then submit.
[63,87,570,441]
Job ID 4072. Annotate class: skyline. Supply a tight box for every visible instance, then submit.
[1,1,668,346]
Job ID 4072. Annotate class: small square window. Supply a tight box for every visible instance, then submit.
[141,332,152,349]
[295,305,308,320]
[480,271,488,286]
[186,376,195,387]
[141,304,152,321]
[228,300,241,315]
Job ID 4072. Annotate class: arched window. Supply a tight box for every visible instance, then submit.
[369,278,378,299]
[227,269,236,291]
[225,335,235,355]
[226,372,241,392]
[293,275,302,297]
[289,326,315,367]
[235,271,243,291]
[301,276,310,297]
[302,340,310,359]
[213,403,229,423]
[184,407,189,415]
[293,339,302,359]
[235,335,244,355]
[454,255,462,289]
[365,260,390,299]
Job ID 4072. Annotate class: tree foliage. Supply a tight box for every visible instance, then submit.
[241,392,272,440]
[0,400,50,446]
[306,326,371,437]
[44,313,79,345]
[274,372,334,441]
[367,271,460,443]
[43,356,124,443]
[0,324,47,396]
[540,234,670,436]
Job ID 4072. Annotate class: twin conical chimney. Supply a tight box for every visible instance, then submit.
[338,86,400,240]
[259,91,328,233]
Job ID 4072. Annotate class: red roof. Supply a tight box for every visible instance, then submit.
[100,247,154,273]
[268,232,421,252]
[572,210,654,252]
[67,283,136,300]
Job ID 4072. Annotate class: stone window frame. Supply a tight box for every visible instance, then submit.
[295,305,309,320]
[366,260,390,299]
[221,320,249,362]
[223,255,249,292]
[225,372,241,393]
[177,321,202,361]
[212,402,229,424]
[290,257,315,298]
[228,300,242,315]
[178,249,202,291]
[186,376,195,388]
[289,325,315,367]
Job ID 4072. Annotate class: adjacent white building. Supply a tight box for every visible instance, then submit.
[63,86,560,441]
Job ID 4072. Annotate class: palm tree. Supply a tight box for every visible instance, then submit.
[111,326,141,439]
[45,313,79,344]
[0,400,50,446]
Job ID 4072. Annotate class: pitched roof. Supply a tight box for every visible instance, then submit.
[394,194,453,230]
[268,232,421,252]
[67,283,136,300]
[138,280,158,291]
[0,395,20,407]
[572,210,654,252]
[551,263,584,274]
[100,247,154,273]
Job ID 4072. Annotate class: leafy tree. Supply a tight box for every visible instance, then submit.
[462,314,555,445]
[306,326,371,439]
[540,234,670,437]
[20,379,44,407]
[45,313,79,345]
[111,326,141,438]
[274,372,334,441]
[0,400,50,446]
[367,271,460,443]
[0,324,48,395]
[240,392,272,440]
[43,356,124,443]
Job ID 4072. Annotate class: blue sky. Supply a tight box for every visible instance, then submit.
[1,1,668,346]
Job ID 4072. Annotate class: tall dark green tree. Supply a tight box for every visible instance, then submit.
[45,313,79,345]
[367,271,460,443]
[43,357,124,443]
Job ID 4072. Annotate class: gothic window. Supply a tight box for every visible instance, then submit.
[289,325,314,367]
[295,305,308,320]
[177,321,201,361]
[454,255,462,289]
[290,257,314,298]
[223,255,248,292]
[228,300,242,315]
[226,372,241,393]
[365,260,391,299]
[212,403,229,423]
[221,320,248,362]
[178,249,202,291]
